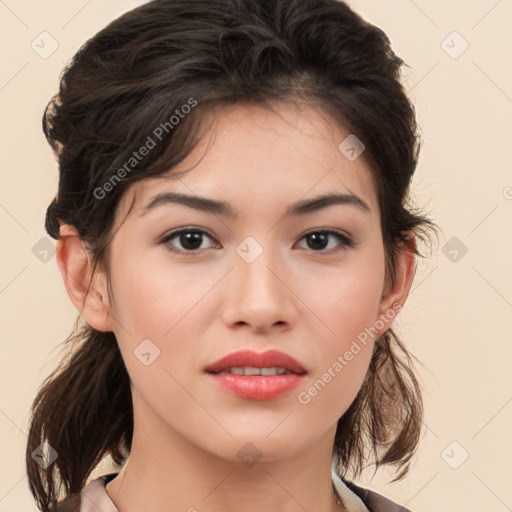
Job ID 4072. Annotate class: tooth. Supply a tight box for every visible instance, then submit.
[214,366,294,376]
[243,366,262,376]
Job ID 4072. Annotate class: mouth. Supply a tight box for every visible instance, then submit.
[204,349,308,375]
[208,366,303,376]
[204,349,307,400]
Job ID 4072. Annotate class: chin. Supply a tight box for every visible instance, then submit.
[200,434,308,466]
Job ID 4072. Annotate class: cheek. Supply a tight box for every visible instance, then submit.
[297,301,376,425]
[108,259,215,385]
[307,248,385,343]
[109,257,204,334]
[297,248,384,412]
[109,263,203,409]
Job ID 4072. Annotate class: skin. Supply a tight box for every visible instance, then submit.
[56,101,417,512]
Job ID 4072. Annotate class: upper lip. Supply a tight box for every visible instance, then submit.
[205,349,307,374]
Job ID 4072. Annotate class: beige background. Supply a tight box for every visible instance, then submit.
[1,1,511,511]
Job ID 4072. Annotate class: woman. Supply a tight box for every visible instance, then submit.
[26,0,438,511]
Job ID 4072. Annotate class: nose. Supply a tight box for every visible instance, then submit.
[220,245,298,333]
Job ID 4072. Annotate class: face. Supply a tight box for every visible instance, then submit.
[102,101,390,463]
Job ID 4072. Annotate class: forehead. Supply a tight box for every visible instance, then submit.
[117,101,379,224]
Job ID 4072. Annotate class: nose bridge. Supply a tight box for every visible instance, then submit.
[240,245,279,294]
[222,237,295,329]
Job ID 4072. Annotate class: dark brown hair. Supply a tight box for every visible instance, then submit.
[26,0,439,510]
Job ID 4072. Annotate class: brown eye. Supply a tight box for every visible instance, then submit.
[159,227,355,256]
[296,230,354,253]
[160,228,216,253]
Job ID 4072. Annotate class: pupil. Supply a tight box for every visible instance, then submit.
[182,232,202,250]
[308,232,327,250]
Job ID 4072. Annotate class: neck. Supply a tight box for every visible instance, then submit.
[105,401,345,512]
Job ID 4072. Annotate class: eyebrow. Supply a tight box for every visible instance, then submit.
[140,191,371,218]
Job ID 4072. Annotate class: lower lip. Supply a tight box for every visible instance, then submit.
[207,372,306,400]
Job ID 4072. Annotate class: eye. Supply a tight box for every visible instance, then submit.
[159,227,355,255]
[295,229,355,253]
[160,227,217,254]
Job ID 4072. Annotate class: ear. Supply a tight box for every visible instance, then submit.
[374,232,418,336]
[56,224,113,332]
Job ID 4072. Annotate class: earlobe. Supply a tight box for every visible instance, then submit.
[56,224,113,332]
[375,233,418,336]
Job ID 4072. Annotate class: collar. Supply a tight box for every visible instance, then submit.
[78,470,371,512]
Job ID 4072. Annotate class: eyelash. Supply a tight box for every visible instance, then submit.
[159,226,356,255]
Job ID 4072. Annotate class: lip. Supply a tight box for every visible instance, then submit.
[204,349,308,401]
[204,349,307,375]
[207,373,306,400]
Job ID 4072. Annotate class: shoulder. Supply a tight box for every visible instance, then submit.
[50,494,81,512]
[49,472,119,512]
[342,477,414,512]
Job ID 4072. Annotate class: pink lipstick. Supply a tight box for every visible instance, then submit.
[204,349,307,400]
